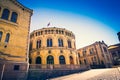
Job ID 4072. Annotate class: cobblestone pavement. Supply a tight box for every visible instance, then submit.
[88,68,120,80]
[51,68,120,80]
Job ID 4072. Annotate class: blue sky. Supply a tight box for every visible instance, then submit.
[18,0,120,48]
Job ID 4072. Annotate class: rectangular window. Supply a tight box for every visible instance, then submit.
[41,31,43,35]
[0,31,3,42]
[14,65,20,71]
[83,50,86,56]
[103,47,107,52]
[36,32,37,36]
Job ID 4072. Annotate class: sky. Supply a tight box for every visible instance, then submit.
[18,0,120,49]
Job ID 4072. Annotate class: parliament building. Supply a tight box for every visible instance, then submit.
[29,27,79,65]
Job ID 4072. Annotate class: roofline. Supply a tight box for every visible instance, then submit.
[77,41,108,51]
[77,42,96,51]
[108,43,120,47]
[10,0,33,15]
[30,27,75,35]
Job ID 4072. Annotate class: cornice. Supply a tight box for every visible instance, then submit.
[10,0,33,15]
[31,27,75,36]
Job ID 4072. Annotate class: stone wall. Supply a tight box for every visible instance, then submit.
[0,0,33,62]
[0,61,28,80]
[27,66,89,80]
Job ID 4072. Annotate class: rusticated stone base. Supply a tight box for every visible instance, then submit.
[0,61,28,80]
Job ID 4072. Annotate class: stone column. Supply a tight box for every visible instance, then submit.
[8,11,12,21]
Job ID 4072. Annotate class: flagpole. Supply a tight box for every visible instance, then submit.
[47,22,50,27]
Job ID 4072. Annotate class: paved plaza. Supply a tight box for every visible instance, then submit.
[51,67,120,80]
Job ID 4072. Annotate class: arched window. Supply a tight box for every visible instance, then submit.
[29,42,33,50]
[69,56,74,64]
[47,38,52,47]
[68,40,72,48]
[0,31,3,42]
[58,38,63,47]
[2,9,10,20]
[11,12,18,23]
[5,33,10,43]
[36,40,41,49]
[47,55,54,64]
[59,55,66,64]
[36,57,41,64]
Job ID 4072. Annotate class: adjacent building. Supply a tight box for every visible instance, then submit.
[77,41,112,68]
[108,43,120,65]
[29,27,79,65]
[0,0,33,62]
[108,32,120,66]
[0,0,33,79]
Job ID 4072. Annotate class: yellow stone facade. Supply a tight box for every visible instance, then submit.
[29,27,79,65]
[77,41,112,68]
[0,0,33,62]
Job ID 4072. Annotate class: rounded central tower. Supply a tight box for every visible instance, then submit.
[29,27,78,65]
